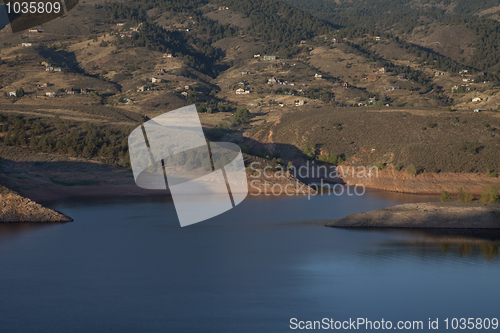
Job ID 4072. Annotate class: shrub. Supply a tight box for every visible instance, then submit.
[303,142,315,159]
[406,164,417,176]
[393,164,402,171]
[375,162,384,170]
[480,185,500,204]
[458,188,474,203]
[440,191,451,202]
[233,108,251,125]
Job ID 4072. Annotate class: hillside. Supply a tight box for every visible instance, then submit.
[0,0,499,199]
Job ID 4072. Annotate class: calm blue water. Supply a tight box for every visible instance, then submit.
[0,190,499,332]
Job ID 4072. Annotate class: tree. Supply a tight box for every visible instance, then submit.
[458,188,474,203]
[480,186,500,204]
[440,191,451,202]
[233,108,251,125]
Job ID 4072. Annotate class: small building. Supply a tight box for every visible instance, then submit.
[295,100,305,106]
[181,92,188,96]
[116,23,125,26]
[41,82,49,88]
[46,67,54,72]
[21,42,32,47]
[253,54,261,58]
[53,67,62,72]
[184,85,191,90]
[472,97,482,103]
[315,73,323,78]
[137,86,146,92]
[341,82,349,89]
[374,36,382,41]
[8,91,16,97]
[379,68,386,73]
[66,88,76,94]
[263,55,277,61]
[28,29,39,33]
[300,40,307,45]
[236,88,250,95]
[332,37,338,44]
[435,71,444,76]
[45,92,56,97]
[218,6,229,10]
[163,53,173,58]
[152,77,162,83]
[268,77,277,84]
[397,73,407,80]
[80,89,89,94]
[241,71,250,75]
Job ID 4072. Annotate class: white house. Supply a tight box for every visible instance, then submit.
[472,97,482,103]
[263,55,276,61]
[8,91,16,97]
[295,100,305,106]
[21,42,32,47]
[315,73,323,78]
[45,92,56,97]
[152,77,162,83]
[236,88,250,95]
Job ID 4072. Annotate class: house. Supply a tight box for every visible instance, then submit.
[218,6,229,10]
[435,71,444,76]
[341,82,349,89]
[253,54,261,58]
[375,36,382,41]
[474,109,481,113]
[46,67,54,72]
[80,89,89,94]
[181,92,188,96]
[472,97,482,103]
[152,77,162,83]
[8,91,16,97]
[53,67,62,72]
[451,85,459,92]
[130,27,139,32]
[379,68,386,73]
[397,73,407,79]
[137,86,147,92]
[295,100,305,106]
[66,88,76,94]
[300,40,307,45]
[157,69,167,75]
[241,71,250,75]
[116,23,125,26]
[163,53,173,58]
[45,92,56,97]
[28,29,39,33]
[184,85,191,90]
[236,88,250,95]
[332,37,338,44]
[315,73,323,78]
[21,42,32,47]
[263,55,277,61]
[268,77,277,84]
[463,78,471,82]
[41,82,49,88]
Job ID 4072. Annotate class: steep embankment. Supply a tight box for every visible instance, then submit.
[328,202,500,229]
[0,192,72,223]
[341,167,500,195]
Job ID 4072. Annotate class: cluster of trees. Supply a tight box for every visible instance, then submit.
[0,114,133,168]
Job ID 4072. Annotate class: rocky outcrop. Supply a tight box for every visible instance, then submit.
[0,193,72,223]
[328,202,500,229]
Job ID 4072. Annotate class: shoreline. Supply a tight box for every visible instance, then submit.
[327,202,500,229]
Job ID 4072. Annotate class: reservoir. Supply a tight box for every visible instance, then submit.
[0,190,499,332]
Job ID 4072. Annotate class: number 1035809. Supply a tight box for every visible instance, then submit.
[444,318,498,330]
[5,1,61,14]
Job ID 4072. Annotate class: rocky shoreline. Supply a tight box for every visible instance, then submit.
[327,202,500,229]
[0,193,73,223]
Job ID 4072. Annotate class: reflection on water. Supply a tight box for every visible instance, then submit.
[0,223,49,239]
